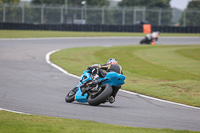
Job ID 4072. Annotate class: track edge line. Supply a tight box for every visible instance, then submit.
[47,49,200,110]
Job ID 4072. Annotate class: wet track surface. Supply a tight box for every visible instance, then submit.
[0,37,200,131]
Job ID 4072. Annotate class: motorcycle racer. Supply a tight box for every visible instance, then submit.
[87,58,123,103]
[140,31,160,45]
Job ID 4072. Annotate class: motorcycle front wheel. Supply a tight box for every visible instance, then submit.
[88,84,112,106]
[65,87,77,103]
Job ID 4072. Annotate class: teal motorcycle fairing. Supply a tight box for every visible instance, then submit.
[75,70,125,103]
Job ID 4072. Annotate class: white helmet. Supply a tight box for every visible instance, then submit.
[107,58,118,65]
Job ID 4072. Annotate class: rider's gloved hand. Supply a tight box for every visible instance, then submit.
[90,64,101,68]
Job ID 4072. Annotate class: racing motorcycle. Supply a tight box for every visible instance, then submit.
[65,70,125,106]
[140,37,153,44]
[140,32,159,45]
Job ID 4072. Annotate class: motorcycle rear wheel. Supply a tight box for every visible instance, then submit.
[88,84,112,106]
[65,87,77,103]
[140,38,146,44]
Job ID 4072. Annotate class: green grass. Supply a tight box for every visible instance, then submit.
[0,30,200,38]
[51,45,200,107]
[0,110,199,133]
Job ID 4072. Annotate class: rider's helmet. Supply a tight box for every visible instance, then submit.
[107,58,118,65]
[151,31,159,39]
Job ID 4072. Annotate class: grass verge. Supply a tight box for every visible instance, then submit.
[0,110,199,133]
[51,45,200,107]
[0,30,200,38]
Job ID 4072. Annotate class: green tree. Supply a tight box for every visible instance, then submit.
[0,0,20,23]
[0,0,19,4]
[188,0,200,9]
[32,0,109,6]
[118,0,170,8]
[179,0,200,26]
[117,0,172,26]
[31,0,110,24]
[32,0,63,5]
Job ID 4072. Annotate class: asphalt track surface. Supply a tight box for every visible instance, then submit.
[0,37,200,131]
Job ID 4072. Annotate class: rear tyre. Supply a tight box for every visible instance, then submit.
[65,87,77,103]
[140,39,146,44]
[88,84,112,106]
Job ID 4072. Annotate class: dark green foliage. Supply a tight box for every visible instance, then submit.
[118,0,171,8]
[179,0,200,26]
[0,0,19,4]
[31,0,110,6]
[117,0,172,26]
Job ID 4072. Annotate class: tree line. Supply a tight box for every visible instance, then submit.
[0,0,200,26]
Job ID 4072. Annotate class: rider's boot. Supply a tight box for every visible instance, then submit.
[104,96,115,104]
[109,96,115,103]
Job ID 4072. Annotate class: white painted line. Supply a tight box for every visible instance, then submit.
[120,90,200,110]
[47,49,200,110]
[0,49,79,115]
[46,49,80,79]
[2,46,199,116]
[0,108,30,115]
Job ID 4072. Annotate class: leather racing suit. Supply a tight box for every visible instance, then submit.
[87,63,123,98]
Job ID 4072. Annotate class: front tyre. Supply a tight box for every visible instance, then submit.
[88,84,112,106]
[65,87,77,103]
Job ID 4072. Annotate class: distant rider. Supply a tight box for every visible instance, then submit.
[87,58,123,103]
[143,31,160,44]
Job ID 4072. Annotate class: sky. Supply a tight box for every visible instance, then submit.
[170,0,191,10]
